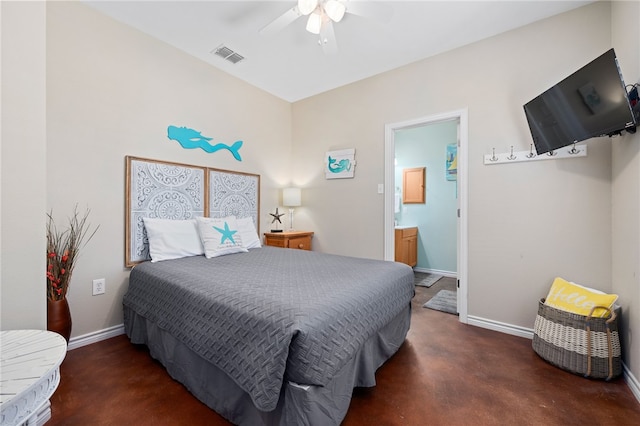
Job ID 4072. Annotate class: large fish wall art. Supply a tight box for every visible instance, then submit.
[167,125,243,161]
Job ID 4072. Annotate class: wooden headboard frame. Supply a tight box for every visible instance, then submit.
[125,156,260,267]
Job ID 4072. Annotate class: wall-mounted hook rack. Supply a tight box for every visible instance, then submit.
[483,143,587,165]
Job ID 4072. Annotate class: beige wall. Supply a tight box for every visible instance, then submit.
[611,0,640,385]
[41,1,292,338]
[294,1,612,315]
[1,1,48,330]
[292,0,639,382]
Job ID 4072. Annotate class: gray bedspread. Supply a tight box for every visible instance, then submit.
[123,247,414,412]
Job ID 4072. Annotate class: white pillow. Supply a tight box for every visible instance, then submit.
[236,216,261,249]
[142,218,204,262]
[196,216,248,258]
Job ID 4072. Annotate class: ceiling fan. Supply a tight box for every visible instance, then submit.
[260,0,391,54]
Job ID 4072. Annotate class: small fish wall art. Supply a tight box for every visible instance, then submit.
[167,125,243,161]
[325,148,356,179]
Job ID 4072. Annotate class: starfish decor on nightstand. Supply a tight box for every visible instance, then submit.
[269,208,284,232]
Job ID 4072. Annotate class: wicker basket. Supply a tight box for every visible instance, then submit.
[532,299,621,380]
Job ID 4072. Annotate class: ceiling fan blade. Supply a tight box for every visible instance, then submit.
[344,0,393,24]
[259,6,302,35]
[320,20,338,55]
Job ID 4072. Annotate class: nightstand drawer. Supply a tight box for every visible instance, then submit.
[263,231,314,251]
[288,236,311,250]
[265,238,286,248]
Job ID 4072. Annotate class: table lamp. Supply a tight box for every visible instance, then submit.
[282,187,301,231]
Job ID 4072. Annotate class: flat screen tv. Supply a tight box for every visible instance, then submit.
[524,49,637,155]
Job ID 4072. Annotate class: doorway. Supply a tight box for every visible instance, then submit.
[384,109,468,322]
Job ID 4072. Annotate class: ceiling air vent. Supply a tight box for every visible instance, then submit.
[212,45,245,64]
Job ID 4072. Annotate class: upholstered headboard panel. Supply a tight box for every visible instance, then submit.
[125,156,260,267]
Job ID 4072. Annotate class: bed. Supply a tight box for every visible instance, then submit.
[122,156,415,425]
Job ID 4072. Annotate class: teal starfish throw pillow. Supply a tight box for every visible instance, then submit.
[196,216,248,258]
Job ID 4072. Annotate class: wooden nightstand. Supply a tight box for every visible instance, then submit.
[263,231,314,251]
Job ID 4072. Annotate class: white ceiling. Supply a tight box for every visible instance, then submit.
[83,0,594,102]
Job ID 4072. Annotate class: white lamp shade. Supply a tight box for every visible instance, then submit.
[325,0,346,22]
[283,188,302,207]
[298,0,318,15]
[306,12,322,34]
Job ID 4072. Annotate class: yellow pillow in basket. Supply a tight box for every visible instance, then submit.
[544,277,618,318]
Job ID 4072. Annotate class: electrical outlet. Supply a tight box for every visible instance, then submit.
[92,278,105,296]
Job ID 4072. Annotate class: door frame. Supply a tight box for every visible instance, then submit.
[384,108,468,322]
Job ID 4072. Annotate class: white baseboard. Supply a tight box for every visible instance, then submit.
[413,267,456,278]
[67,323,125,351]
[467,315,534,339]
[624,363,640,404]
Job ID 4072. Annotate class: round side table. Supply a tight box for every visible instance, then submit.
[0,330,67,426]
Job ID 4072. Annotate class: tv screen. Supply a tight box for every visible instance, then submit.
[524,49,637,155]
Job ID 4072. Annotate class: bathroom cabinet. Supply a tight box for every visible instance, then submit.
[395,227,417,267]
[402,167,425,204]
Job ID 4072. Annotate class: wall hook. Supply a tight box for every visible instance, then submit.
[489,148,498,162]
[526,144,536,158]
[568,142,580,154]
[484,144,586,165]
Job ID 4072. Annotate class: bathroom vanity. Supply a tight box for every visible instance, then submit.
[395,226,417,267]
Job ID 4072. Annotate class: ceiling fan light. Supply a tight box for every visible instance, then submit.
[306,12,322,34]
[298,0,318,16]
[325,0,346,22]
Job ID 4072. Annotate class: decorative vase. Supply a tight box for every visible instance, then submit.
[47,298,72,342]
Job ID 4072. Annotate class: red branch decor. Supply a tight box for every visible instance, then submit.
[46,206,99,301]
